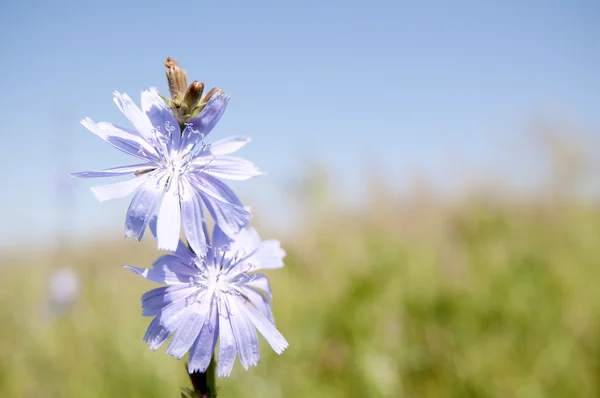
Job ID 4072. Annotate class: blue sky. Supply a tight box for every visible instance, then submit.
[0,0,598,247]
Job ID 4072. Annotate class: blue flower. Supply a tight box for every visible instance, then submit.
[71,89,260,253]
[125,218,288,376]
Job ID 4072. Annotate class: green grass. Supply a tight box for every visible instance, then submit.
[1,196,600,397]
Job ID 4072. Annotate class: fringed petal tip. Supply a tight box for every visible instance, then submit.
[123,265,150,279]
[187,363,209,374]
[156,240,179,252]
[80,116,94,126]
[216,369,232,378]
[145,338,163,352]
[124,229,143,241]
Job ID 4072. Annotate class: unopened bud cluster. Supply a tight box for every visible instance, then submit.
[164,57,224,126]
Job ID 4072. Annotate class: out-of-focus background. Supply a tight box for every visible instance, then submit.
[1,1,600,397]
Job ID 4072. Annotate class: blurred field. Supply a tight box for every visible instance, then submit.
[2,140,600,397]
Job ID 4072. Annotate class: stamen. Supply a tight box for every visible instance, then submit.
[164,120,176,135]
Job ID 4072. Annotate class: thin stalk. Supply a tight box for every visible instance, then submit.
[185,356,217,398]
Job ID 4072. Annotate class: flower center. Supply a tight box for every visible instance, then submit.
[166,156,186,175]
[209,269,228,292]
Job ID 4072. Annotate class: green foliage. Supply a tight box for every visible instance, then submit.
[1,198,600,397]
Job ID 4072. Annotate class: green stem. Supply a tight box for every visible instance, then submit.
[187,356,217,398]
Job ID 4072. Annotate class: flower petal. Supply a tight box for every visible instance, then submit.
[124,255,195,285]
[180,178,210,256]
[141,285,196,317]
[157,173,181,252]
[125,173,166,241]
[227,296,260,370]
[141,88,180,151]
[150,254,197,274]
[202,198,251,239]
[81,117,158,161]
[241,286,275,324]
[241,274,272,304]
[216,298,237,377]
[149,216,194,263]
[90,173,151,202]
[237,297,288,355]
[211,225,232,249]
[113,91,156,143]
[219,227,260,273]
[167,295,212,359]
[189,302,219,373]
[209,136,251,156]
[188,93,229,138]
[191,175,251,238]
[193,156,262,181]
[225,227,261,257]
[70,163,155,178]
[246,240,286,271]
[144,301,189,350]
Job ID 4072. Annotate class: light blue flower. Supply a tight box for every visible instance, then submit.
[71,89,260,253]
[125,218,288,376]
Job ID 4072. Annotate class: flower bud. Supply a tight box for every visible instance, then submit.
[164,57,188,99]
[184,81,204,111]
[189,87,224,119]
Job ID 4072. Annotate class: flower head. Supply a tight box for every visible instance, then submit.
[125,217,288,376]
[71,89,261,253]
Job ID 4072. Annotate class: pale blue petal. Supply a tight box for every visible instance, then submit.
[124,264,190,285]
[179,123,205,155]
[216,298,237,377]
[227,296,260,370]
[167,295,212,359]
[157,173,181,252]
[125,254,196,285]
[70,163,155,178]
[188,303,219,373]
[190,175,250,238]
[141,285,196,317]
[180,178,210,256]
[202,198,250,239]
[241,274,272,304]
[125,173,167,241]
[141,88,180,151]
[193,156,262,181]
[219,227,259,273]
[188,93,229,138]
[144,302,189,350]
[191,174,242,203]
[226,227,260,257]
[150,254,197,273]
[209,136,251,156]
[241,286,275,324]
[90,173,151,202]
[81,117,158,161]
[246,240,286,271]
[211,224,232,249]
[226,229,285,272]
[149,216,194,263]
[113,91,156,143]
[237,297,288,355]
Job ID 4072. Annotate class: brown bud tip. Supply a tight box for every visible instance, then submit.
[164,57,179,68]
[202,87,224,104]
[184,81,205,111]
